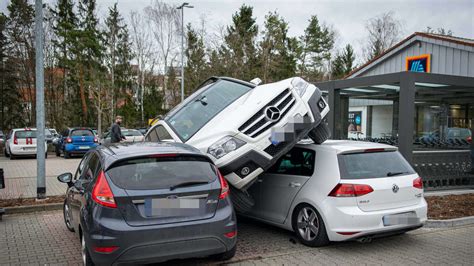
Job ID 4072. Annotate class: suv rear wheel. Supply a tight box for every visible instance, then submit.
[292,204,329,247]
[308,120,331,144]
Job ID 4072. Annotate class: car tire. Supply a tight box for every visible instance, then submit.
[81,233,94,266]
[4,148,9,158]
[63,200,75,232]
[9,149,15,160]
[308,120,331,144]
[292,204,329,247]
[55,147,60,157]
[64,151,70,159]
[230,187,254,214]
[213,244,236,261]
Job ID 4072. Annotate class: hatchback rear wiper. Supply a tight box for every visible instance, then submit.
[169,181,209,191]
[387,171,409,177]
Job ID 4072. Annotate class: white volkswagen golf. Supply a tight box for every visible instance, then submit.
[244,140,427,246]
[145,77,330,212]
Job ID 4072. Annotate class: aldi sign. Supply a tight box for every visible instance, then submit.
[406,54,431,73]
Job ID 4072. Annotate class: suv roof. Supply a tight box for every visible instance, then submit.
[297,139,397,154]
[95,142,209,170]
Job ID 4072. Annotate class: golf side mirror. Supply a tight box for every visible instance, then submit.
[57,172,73,185]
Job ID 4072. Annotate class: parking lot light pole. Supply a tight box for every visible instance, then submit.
[177,2,193,103]
[35,0,46,199]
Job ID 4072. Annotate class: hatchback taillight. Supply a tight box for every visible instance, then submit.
[13,135,18,145]
[66,137,72,143]
[92,171,117,208]
[217,169,229,199]
[328,183,374,197]
[413,177,423,189]
[94,137,98,143]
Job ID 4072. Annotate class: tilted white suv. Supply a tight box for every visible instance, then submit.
[145,77,330,211]
[4,128,48,159]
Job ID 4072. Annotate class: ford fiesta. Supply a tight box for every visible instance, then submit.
[244,140,427,246]
[145,76,330,212]
[58,142,237,265]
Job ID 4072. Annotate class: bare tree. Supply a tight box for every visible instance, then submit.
[145,0,180,108]
[130,10,155,124]
[363,11,402,61]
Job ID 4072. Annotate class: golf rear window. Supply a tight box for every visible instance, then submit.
[15,131,36,138]
[338,151,415,179]
[106,156,218,190]
[71,130,94,136]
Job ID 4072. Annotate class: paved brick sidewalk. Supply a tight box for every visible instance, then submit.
[1,211,473,265]
[0,157,80,199]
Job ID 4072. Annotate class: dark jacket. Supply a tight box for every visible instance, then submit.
[110,123,124,143]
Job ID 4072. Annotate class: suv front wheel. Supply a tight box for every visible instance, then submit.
[308,120,331,144]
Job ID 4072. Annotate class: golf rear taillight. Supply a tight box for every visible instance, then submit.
[413,177,423,189]
[224,230,237,238]
[92,171,117,208]
[66,137,72,143]
[93,246,118,253]
[217,169,229,199]
[328,183,374,197]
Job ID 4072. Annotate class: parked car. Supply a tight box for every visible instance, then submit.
[144,76,330,212]
[137,127,148,135]
[100,128,144,144]
[244,140,427,247]
[57,142,237,265]
[0,130,4,145]
[48,128,59,138]
[3,128,48,159]
[44,128,54,144]
[54,128,98,158]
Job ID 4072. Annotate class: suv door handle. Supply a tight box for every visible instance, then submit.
[289,182,301,188]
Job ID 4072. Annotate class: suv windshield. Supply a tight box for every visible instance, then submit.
[166,80,252,141]
[107,156,218,190]
[338,151,415,179]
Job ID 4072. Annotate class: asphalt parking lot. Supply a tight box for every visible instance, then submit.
[0,210,473,265]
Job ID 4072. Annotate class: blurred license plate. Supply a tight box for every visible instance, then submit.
[383,212,419,226]
[23,147,35,150]
[79,146,89,149]
[144,198,203,217]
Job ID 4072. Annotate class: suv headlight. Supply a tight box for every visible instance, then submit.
[291,77,309,96]
[207,136,246,159]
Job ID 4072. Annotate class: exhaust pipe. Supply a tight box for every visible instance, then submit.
[357,237,372,243]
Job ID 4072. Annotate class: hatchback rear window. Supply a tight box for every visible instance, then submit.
[107,156,218,190]
[71,130,94,137]
[15,131,37,138]
[338,151,415,179]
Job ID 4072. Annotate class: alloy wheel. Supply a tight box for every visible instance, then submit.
[64,203,72,228]
[81,234,86,265]
[297,207,319,241]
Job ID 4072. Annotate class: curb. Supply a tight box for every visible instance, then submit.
[3,203,63,215]
[425,216,474,228]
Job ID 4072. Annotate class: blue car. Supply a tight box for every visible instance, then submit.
[55,128,98,158]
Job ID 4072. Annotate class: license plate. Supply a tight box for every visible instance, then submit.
[144,198,204,217]
[23,147,35,150]
[78,146,89,150]
[383,212,420,226]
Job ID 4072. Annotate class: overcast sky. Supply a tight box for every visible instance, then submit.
[1,0,473,63]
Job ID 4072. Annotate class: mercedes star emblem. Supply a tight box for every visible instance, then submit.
[264,106,281,122]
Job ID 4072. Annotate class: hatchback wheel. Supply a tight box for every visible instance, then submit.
[213,244,236,261]
[293,205,329,247]
[64,151,70,159]
[4,148,9,158]
[9,149,15,160]
[63,200,74,232]
[55,147,60,157]
[81,233,94,266]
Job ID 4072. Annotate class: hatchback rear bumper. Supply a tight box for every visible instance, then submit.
[84,200,237,265]
[64,143,98,153]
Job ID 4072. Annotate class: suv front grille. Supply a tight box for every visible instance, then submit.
[238,89,295,138]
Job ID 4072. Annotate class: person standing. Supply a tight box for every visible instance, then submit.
[111,116,125,143]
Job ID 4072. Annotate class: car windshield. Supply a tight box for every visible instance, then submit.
[15,130,37,138]
[338,151,415,179]
[166,80,252,141]
[71,129,94,137]
[123,130,142,136]
[107,156,218,190]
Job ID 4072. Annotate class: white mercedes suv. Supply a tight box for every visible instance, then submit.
[145,77,330,211]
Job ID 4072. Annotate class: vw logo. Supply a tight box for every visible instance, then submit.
[264,106,281,122]
[392,184,399,193]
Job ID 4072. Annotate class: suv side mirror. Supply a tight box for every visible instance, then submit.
[57,172,73,185]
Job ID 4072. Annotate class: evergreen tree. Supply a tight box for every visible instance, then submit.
[184,23,207,96]
[258,12,298,82]
[299,15,335,81]
[331,44,355,79]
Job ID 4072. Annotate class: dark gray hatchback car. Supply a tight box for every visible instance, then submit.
[57,142,237,265]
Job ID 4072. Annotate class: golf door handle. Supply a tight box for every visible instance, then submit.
[289,182,301,187]
[256,179,263,183]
